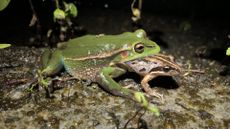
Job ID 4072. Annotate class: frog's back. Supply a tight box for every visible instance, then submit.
[59,31,157,81]
[60,32,140,81]
[61,32,142,58]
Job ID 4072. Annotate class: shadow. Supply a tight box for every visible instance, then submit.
[149,76,180,89]
[195,47,229,64]
[195,47,230,75]
[147,30,169,48]
[115,72,180,90]
[114,72,141,83]
[131,21,169,49]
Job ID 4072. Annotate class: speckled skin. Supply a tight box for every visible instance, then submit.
[124,54,182,99]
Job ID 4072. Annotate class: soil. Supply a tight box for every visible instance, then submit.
[1,7,230,129]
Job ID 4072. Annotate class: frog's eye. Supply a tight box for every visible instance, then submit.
[162,66,171,72]
[134,43,145,53]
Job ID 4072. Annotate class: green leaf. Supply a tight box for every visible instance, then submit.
[134,92,148,107]
[0,44,11,49]
[0,0,10,11]
[147,104,160,116]
[226,47,230,56]
[134,92,160,116]
[67,3,77,17]
[53,8,66,20]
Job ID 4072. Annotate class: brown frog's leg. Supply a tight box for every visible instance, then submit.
[141,74,164,101]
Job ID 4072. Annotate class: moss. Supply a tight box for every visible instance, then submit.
[189,99,215,110]
[162,111,196,128]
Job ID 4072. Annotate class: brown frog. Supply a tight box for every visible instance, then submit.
[123,54,182,100]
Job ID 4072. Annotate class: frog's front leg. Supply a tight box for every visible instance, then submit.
[97,67,159,115]
[41,50,63,77]
[39,50,63,87]
[97,67,131,97]
[141,74,164,101]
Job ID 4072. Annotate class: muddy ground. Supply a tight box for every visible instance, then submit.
[1,7,230,129]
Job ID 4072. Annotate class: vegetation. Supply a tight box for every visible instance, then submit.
[226,47,230,56]
[0,0,10,11]
[0,44,11,49]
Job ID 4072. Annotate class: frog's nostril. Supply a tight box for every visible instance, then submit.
[131,62,136,65]
[139,68,146,72]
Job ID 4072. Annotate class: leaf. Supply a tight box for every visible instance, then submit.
[53,8,65,20]
[226,47,230,56]
[134,92,160,116]
[0,0,10,11]
[134,92,148,107]
[64,2,78,18]
[67,3,78,17]
[147,104,160,116]
[0,44,11,49]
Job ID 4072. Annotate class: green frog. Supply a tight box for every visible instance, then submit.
[124,54,182,100]
[40,29,161,115]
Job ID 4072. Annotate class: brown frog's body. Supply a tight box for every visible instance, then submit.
[124,54,182,99]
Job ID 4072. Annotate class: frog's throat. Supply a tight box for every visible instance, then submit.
[63,48,126,61]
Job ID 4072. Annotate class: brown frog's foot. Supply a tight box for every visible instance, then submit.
[124,84,164,103]
[145,89,164,103]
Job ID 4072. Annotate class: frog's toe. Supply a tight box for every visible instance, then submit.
[38,77,51,87]
[146,90,164,103]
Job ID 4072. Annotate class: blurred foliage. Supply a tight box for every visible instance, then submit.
[53,8,66,20]
[0,0,10,11]
[64,3,78,18]
[0,0,140,44]
[53,2,78,21]
[226,47,230,56]
[0,44,11,49]
[48,0,78,42]
[131,0,142,22]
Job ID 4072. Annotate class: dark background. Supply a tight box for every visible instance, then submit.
[0,0,230,45]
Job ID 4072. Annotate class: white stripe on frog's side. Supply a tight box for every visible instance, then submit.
[64,48,126,61]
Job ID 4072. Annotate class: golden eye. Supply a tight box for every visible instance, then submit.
[134,43,144,53]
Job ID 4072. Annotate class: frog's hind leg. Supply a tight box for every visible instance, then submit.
[39,50,64,94]
[97,67,159,116]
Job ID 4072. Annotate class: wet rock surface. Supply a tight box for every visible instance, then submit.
[1,9,230,129]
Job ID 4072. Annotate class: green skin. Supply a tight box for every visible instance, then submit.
[41,29,160,115]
